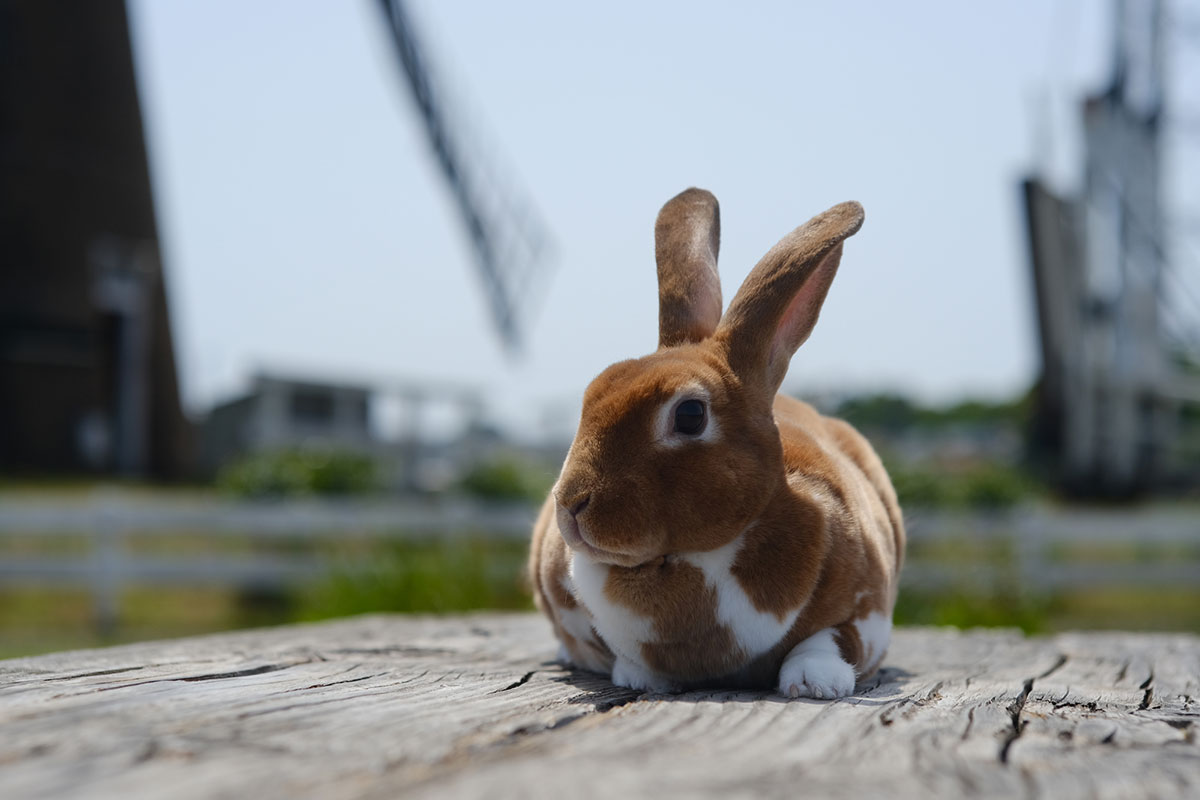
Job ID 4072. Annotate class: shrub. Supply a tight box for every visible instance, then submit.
[217,449,376,498]
[889,463,954,508]
[960,464,1027,511]
[885,460,1033,511]
[458,456,553,503]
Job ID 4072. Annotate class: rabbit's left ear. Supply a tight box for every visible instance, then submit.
[655,188,723,349]
[716,201,864,394]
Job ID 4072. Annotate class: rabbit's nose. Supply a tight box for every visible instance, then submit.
[558,492,591,518]
[569,495,591,517]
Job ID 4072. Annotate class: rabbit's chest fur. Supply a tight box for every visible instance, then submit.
[569,528,804,686]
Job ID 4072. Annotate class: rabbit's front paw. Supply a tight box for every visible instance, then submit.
[777,629,855,700]
[611,657,679,693]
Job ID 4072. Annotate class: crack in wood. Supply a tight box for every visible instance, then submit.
[503,711,590,741]
[920,681,945,704]
[96,660,312,692]
[999,678,1036,765]
[961,706,976,740]
[1038,654,1068,680]
[878,698,911,727]
[1139,672,1155,710]
[1052,699,1099,712]
[592,694,641,713]
[329,646,455,658]
[494,671,537,694]
[44,666,147,682]
[288,674,378,692]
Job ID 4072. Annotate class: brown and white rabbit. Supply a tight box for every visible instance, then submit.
[529,188,904,699]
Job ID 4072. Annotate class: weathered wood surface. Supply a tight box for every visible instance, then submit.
[1,615,1196,799]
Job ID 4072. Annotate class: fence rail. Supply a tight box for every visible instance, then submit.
[0,491,1196,630]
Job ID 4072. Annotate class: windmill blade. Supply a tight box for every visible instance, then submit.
[377,0,553,354]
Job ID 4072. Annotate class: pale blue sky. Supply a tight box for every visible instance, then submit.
[128,1,1112,438]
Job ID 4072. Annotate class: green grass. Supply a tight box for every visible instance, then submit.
[893,584,1200,635]
[295,537,533,619]
[0,587,246,660]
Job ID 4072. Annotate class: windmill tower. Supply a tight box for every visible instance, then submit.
[0,0,192,478]
[1024,0,1200,495]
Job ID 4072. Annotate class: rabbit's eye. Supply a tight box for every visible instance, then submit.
[674,400,707,435]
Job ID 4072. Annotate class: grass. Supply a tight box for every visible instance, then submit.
[893,584,1054,633]
[295,537,533,619]
[0,587,244,660]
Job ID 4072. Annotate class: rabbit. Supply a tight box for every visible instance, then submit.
[529,188,904,699]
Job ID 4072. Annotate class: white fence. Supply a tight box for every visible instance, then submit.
[904,506,1200,590]
[0,491,534,630]
[1,491,1196,630]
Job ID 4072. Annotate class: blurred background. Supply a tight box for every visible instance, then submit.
[1,0,1198,658]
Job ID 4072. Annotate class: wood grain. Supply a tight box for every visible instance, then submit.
[1,615,1196,799]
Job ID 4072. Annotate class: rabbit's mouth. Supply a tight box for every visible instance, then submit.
[558,512,650,566]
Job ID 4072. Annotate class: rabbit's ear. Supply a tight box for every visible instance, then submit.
[716,201,864,393]
[655,188,723,349]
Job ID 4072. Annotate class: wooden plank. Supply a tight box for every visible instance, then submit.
[0,615,1196,799]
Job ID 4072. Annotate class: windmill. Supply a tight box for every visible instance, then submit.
[376,0,554,355]
[1023,0,1200,496]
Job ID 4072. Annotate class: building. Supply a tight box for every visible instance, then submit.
[0,0,191,478]
[200,372,495,492]
[201,375,374,474]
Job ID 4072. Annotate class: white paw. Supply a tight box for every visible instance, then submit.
[777,629,856,700]
[556,643,572,666]
[611,657,680,693]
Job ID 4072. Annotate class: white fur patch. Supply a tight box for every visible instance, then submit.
[611,656,680,693]
[853,610,892,676]
[679,530,802,660]
[555,600,610,673]
[569,552,654,667]
[653,382,720,447]
[777,627,856,700]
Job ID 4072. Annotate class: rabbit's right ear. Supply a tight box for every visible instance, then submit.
[655,188,723,349]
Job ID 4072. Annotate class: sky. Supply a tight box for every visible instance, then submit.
[126,0,1114,440]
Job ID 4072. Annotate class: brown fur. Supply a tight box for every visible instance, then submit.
[529,188,904,690]
[656,188,723,349]
[604,558,744,680]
